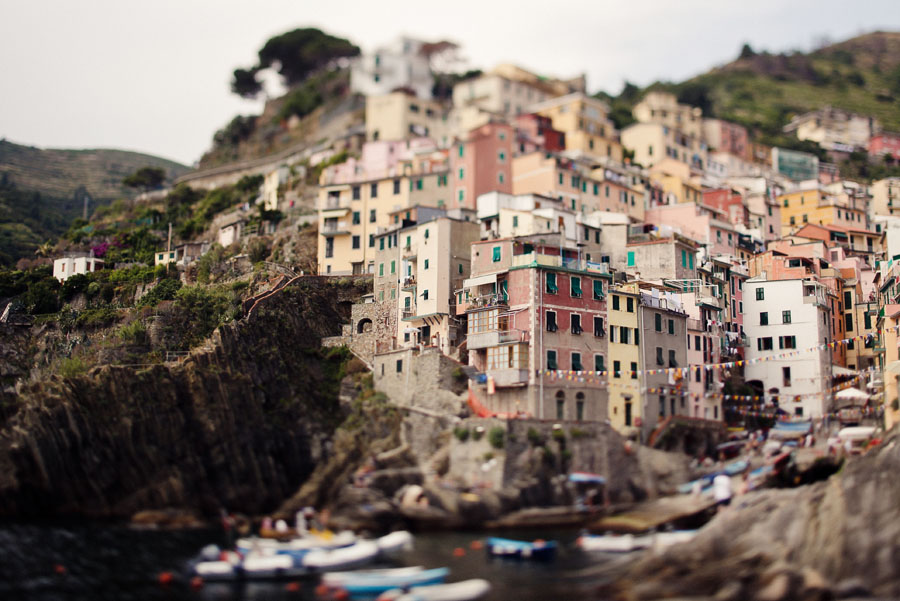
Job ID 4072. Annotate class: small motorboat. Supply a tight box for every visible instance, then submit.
[303,540,380,570]
[191,552,311,581]
[376,530,414,555]
[322,566,426,586]
[236,530,357,555]
[376,578,491,601]
[325,567,449,596]
[577,533,652,553]
[485,537,557,560]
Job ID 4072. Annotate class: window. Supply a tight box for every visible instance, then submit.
[613,360,621,378]
[630,362,638,379]
[370,183,378,198]
[757,337,774,350]
[396,359,403,373]
[689,254,694,269]
[570,276,582,297]
[352,235,360,249]
[352,185,360,200]
[634,328,640,346]
[393,179,401,194]
[695,335,701,350]
[620,327,630,344]
[594,316,604,337]
[378,263,384,277]
[668,319,675,335]
[779,335,797,349]
[390,260,395,274]
[379,237,385,251]
[369,209,376,223]
[782,310,791,324]
[593,280,603,300]
[659,395,666,417]
[612,295,620,310]
[572,352,583,371]
[457,189,465,203]
[546,272,558,294]
[783,366,791,387]
[594,354,605,372]
[576,394,585,421]
[571,313,582,334]
[681,249,687,267]
[556,392,565,420]
[458,145,464,158]
[546,310,558,332]
[498,151,506,162]
[668,350,677,368]
[352,211,361,224]
[760,312,768,326]
[458,263,463,275]
[790,216,796,226]
[512,215,518,228]
[656,347,664,365]
[626,297,634,312]
[655,313,662,332]
[547,350,558,370]
[756,288,764,300]
[458,168,464,180]
[627,251,635,267]
[864,312,872,330]
[423,259,429,270]
[422,289,429,300]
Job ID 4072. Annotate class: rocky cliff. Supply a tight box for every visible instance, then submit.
[601,432,900,600]
[0,276,370,518]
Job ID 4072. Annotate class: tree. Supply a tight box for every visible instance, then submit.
[231,67,263,98]
[677,82,714,116]
[123,167,166,191]
[739,43,756,60]
[256,28,359,86]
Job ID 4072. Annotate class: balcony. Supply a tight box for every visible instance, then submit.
[321,221,351,236]
[465,293,508,312]
[486,367,529,387]
[402,245,416,259]
[401,276,417,291]
[510,252,610,274]
[402,306,417,320]
[468,329,528,350]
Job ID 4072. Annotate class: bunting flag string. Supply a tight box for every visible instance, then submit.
[540,326,898,380]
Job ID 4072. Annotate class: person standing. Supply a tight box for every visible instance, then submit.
[713,473,732,512]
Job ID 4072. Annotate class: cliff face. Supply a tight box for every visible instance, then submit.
[0,277,370,518]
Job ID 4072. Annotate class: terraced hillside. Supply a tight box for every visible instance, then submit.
[0,140,189,202]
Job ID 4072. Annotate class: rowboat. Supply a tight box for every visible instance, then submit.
[325,567,449,595]
[376,579,491,601]
[376,530,414,555]
[303,540,380,570]
[485,536,557,560]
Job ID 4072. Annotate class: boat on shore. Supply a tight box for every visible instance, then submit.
[485,537,557,560]
[376,579,491,601]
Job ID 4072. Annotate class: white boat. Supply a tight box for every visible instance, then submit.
[376,530,414,555]
[322,566,426,586]
[236,530,357,554]
[577,533,652,553]
[326,567,450,595]
[377,579,491,601]
[193,560,237,581]
[303,540,380,570]
[651,530,698,551]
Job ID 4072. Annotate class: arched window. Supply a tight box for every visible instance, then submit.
[575,392,585,421]
[356,318,373,334]
[556,390,565,420]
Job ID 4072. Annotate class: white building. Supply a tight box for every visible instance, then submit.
[53,254,104,282]
[350,36,434,99]
[743,277,833,418]
[154,242,210,267]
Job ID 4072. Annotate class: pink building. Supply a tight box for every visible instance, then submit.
[869,132,900,161]
[451,121,514,210]
[513,113,565,156]
[459,236,612,421]
[644,203,736,258]
[703,119,749,159]
[702,188,748,227]
[321,138,442,185]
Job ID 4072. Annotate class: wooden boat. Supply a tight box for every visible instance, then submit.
[577,532,652,553]
[376,579,491,601]
[325,567,449,596]
[485,536,557,560]
[376,530,414,555]
[303,540,380,570]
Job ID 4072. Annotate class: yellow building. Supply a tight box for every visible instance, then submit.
[607,286,642,433]
[365,92,453,147]
[870,177,900,218]
[880,306,900,430]
[621,122,707,171]
[778,187,868,237]
[529,93,623,162]
[632,91,704,140]
[317,170,452,275]
[648,159,704,204]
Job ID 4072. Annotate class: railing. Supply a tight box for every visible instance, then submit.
[322,221,350,233]
[402,307,417,319]
[401,276,417,289]
[510,252,610,274]
[466,293,508,310]
[686,318,704,331]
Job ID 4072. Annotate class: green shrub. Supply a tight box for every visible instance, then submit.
[118,320,147,344]
[58,356,89,378]
[231,279,250,292]
[472,427,484,441]
[488,426,505,449]
[138,277,182,307]
[551,429,566,443]
[75,307,118,328]
[570,427,591,440]
[482,452,494,462]
[526,427,544,446]
[453,427,470,442]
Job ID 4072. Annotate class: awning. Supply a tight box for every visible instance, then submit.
[832,366,858,377]
[463,273,498,288]
[836,388,870,401]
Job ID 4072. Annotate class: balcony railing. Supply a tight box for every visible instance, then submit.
[321,221,350,235]
[465,293,508,311]
[402,307,417,320]
[401,276,417,289]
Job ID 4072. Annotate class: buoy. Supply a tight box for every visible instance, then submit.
[190,576,204,590]
[453,547,466,557]
[285,581,301,593]
[158,571,174,586]
[469,540,483,550]
[315,583,331,597]
[53,564,66,575]
[334,589,349,601]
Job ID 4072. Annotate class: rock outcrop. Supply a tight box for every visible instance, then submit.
[0,277,370,518]
[600,433,900,600]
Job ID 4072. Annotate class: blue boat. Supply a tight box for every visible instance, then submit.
[326,567,449,596]
[485,537,557,561]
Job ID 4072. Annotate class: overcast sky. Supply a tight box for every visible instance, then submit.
[2,0,898,166]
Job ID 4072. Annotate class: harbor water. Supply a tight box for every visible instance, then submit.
[0,522,628,601]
